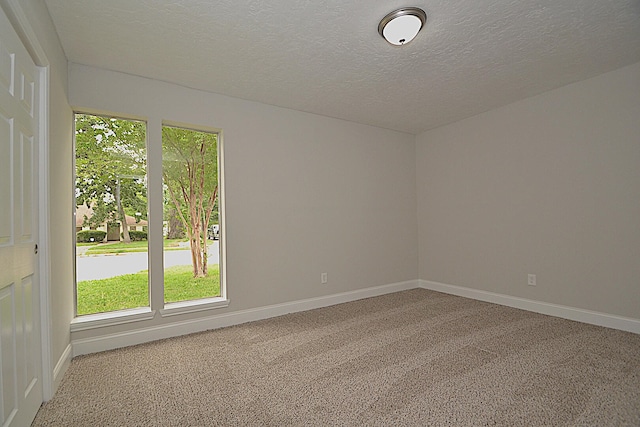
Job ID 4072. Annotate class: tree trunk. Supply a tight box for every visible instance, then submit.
[189,201,205,278]
[202,214,208,276]
[116,181,131,243]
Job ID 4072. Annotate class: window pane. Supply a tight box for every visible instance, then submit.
[75,114,148,315]
[162,125,220,303]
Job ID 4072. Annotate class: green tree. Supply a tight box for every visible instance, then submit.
[162,126,218,278]
[75,114,147,243]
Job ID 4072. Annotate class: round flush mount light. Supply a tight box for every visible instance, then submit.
[378,7,427,46]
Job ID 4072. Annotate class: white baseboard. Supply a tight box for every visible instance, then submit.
[49,343,72,399]
[419,279,640,334]
[72,280,419,356]
[71,278,638,357]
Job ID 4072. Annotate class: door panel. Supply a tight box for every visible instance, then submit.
[0,285,17,424]
[21,276,37,396]
[19,130,33,240]
[18,67,34,117]
[0,111,11,245]
[0,41,13,95]
[0,7,42,427]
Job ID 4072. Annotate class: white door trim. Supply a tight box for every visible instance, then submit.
[0,0,48,65]
[37,60,53,401]
[0,0,54,400]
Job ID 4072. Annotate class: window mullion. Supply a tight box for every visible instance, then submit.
[147,118,165,311]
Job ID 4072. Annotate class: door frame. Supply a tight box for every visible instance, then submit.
[1,0,54,400]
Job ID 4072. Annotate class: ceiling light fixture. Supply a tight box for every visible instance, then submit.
[378,7,427,46]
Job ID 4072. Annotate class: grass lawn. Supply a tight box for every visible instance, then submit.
[76,264,220,315]
[84,239,190,254]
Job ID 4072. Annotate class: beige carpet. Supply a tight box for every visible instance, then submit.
[33,289,640,426]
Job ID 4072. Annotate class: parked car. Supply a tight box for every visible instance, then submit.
[208,224,220,240]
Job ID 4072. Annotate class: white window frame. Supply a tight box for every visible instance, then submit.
[71,114,228,332]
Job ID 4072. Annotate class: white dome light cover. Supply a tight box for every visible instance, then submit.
[378,7,427,46]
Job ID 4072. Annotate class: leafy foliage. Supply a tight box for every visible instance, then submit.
[75,114,147,243]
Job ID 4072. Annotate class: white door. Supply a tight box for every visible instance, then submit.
[0,7,43,427]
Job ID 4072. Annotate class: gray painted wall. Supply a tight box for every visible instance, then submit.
[69,63,419,340]
[417,61,640,319]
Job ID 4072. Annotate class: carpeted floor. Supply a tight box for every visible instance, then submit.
[33,289,640,426]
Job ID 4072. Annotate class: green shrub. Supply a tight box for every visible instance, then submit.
[76,230,106,243]
[122,230,148,241]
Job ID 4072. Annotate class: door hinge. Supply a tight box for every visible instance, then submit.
[34,243,38,254]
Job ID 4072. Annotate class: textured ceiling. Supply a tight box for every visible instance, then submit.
[44,0,640,134]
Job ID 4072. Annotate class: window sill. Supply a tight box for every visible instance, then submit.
[160,297,230,317]
[71,307,156,332]
[70,299,230,331]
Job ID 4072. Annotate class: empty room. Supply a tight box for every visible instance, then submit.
[0,0,638,425]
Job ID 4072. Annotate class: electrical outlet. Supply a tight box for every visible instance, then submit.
[321,273,328,284]
[527,274,536,286]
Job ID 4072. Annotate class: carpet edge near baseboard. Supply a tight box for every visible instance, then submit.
[419,279,640,335]
[71,279,419,357]
[72,278,639,358]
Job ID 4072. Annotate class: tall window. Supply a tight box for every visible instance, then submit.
[162,125,221,304]
[74,114,223,318]
[74,114,148,315]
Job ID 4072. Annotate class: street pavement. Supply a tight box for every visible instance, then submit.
[76,242,220,281]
